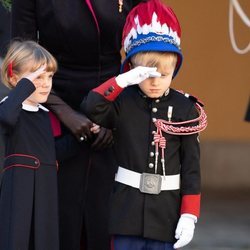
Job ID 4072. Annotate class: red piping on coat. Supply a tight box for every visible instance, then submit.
[2,153,40,172]
[3,164,39,172]
[2,153,58,172]
[85,0,100,33]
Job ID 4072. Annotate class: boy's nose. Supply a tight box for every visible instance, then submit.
[151,78,159,86]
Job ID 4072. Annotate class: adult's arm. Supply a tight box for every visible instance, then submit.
[46,91,93,141]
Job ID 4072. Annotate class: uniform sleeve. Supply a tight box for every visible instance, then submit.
[11,0,38,40]
[0,79,35,128]
[180,103,201,217]
[82,77,123,129]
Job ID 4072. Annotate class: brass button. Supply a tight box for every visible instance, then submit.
[149,163,154,168]
[152,118,157,122]
[152,107,158,113]
[104,90,110,96]
[108,86,115,92]
[150,152,154,157]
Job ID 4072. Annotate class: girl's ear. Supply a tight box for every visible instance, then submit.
[9,74,19,88]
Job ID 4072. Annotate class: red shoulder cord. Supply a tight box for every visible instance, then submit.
[153,99,208,176]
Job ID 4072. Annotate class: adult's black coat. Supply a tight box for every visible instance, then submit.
[12,0,141,107]
[11,1,141,250]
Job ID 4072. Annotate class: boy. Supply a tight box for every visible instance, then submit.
[83,0,207,249]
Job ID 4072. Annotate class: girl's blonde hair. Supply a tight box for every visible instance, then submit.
[1,40,57,88]
[131,51,177,69]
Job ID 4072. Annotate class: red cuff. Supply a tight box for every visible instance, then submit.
[181,194,201,217]
[93,77,123,101]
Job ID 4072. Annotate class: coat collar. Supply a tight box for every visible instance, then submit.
[22,103,49,112]
[0,96,49,112]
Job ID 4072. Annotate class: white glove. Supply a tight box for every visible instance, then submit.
[173,213,197,249]
[115,66,161,88]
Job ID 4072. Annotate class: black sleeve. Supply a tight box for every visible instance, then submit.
[180,103,201,195]
[0,79,35,128]
[82,91,120,129]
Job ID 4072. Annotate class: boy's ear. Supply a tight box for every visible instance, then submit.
[129,62,135,69]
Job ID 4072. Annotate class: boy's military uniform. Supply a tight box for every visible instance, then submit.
[83,80,201,242]
[83,0,207,248]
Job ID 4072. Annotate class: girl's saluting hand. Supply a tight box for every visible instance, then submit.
[24,65,47,87]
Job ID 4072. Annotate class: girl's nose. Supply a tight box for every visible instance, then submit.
[42,78,50,87]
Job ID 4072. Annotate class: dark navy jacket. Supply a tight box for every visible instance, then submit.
[0,79,59,250]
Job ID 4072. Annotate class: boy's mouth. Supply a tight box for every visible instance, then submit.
[39,92,49,95]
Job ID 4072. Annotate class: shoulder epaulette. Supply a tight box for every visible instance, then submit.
[183,93,204,107]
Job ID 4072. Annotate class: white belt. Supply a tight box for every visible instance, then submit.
[115,166,180,191]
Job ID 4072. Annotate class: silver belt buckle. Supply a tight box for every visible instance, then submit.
[139,173,162,194]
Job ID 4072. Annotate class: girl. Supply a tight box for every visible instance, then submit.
[0,40,59,250]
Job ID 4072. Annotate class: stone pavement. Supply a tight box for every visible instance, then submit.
[185,189,250,250]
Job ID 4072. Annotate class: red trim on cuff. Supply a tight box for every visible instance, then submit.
[93,77,123,101]
[181,194,201,217]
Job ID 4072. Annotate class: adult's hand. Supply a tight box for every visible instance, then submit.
[91,127,113,151]
[62,110,93,142]
[46,92,93,142]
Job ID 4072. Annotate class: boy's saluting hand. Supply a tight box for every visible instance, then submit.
[115,66,161,88]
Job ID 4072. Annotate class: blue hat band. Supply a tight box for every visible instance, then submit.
[126,33,181,54]
[122,33,183,78]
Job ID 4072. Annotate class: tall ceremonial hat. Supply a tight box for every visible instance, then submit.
[121,0,183,78]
